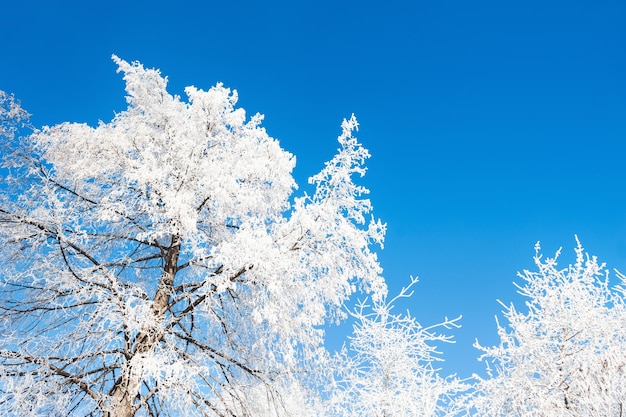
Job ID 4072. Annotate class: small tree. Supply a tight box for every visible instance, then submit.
[463,238,626,416]
[0,57,386,416]
[331,276,467,417]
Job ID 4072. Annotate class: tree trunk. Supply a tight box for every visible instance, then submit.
[107,235,181,417]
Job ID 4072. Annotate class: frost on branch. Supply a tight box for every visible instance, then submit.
[0,90,30,142]
[330,276,467,417]
[0,57,385,416]
[461,238,626,416]
[287,114,387,318]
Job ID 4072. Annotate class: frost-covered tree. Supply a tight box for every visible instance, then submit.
[0,57,386,416]
[462,239,626,416]
[330,276,467,417]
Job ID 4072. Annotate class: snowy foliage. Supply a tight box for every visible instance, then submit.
[0,91,29,141]
[330,276,467,417]
[461,238,626,416]
[0,57,386,416]
[6,59,624,417]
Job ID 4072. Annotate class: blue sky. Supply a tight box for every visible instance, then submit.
[3,0,626,378]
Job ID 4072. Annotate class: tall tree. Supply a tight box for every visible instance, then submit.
[0,57,386,416]
[462,239,626,416]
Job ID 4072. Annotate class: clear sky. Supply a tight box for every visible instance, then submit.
[3,0,626,378]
